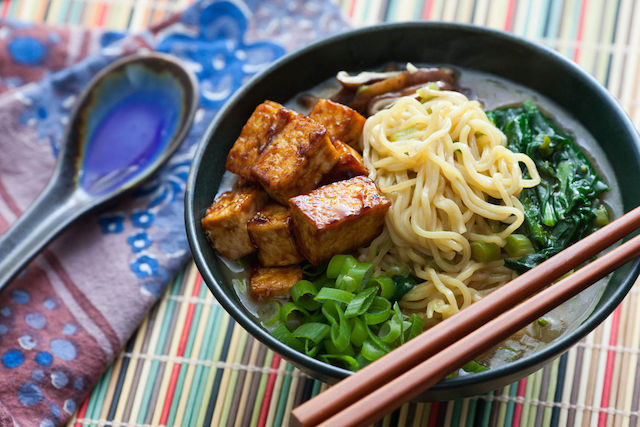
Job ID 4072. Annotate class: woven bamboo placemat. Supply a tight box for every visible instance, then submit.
[5,0,640,425]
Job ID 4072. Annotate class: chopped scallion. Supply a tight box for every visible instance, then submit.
[505,234,535,258]
[367,276,395,300]
[344,287,377,318]
[470,241,501,262]
[314,287,354,305]
[364,296,392,325]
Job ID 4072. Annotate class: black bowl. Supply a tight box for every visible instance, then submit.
[185,22,640,400]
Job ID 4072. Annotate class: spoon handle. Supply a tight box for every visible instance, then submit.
[0,181,83,291]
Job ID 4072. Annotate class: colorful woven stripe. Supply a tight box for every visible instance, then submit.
[5,0,640,425]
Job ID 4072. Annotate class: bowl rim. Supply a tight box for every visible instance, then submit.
[185,21,640,391]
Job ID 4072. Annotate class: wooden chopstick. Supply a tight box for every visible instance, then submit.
[315,230,640,426]
[292,205,640,426]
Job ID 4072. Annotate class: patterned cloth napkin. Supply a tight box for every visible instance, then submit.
[0,1,348,425]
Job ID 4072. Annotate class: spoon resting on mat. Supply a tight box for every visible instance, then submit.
[0,53,198,290]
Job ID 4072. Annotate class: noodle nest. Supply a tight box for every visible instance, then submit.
[360,86,540,325]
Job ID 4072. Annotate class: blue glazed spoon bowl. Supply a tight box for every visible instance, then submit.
[0,53,198,289]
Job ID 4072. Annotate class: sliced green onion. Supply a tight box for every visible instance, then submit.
[390,127,418,142]
[280,302,309,331]
[315,287,354,305]
[301,262,326,278]
[257,301,281,326]
[355,353,370,370]
[323,340,355,357]
[344,287,377,318]
[347,262,373,288]
[488,220,503,233]
[461,360,489,373]
[291,280,320,311]
[594,205,610,227]
[365,321,391,353]
[537,317,549,327]
[304,340,320,357]
[364,296,391,325]
[470,241,501,262]
[504,234,535,257]
[393,302,405,344]
[327,255,357,279]
[405,313,424,341]
[292,323,330,344]
[336,274,358,293]
[313,274,334,289]
[322,301,351,352]
[367,276,395,300]
[350,318,368,348]
[378,317,402,344]
[320,354,360,371]
[271,323,304,352]
[361,340,387,362]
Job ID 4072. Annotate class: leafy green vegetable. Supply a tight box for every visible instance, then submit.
[391,274,418,302]
[487,101,609,273]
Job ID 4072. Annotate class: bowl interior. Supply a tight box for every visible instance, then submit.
[186,23,640,399]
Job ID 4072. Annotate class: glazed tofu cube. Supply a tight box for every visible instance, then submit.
[289,176,391,265]
[201,187,267,259]
[248,203,304,267]
[251,114,340,204]
[322,139,369,185]
[309,99,366,148]
[225,101,293,181]
[250,265,303,301]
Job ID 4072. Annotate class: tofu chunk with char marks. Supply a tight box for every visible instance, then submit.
[250,265,303,301]
[225,101,294,181]
[201,187,267,259]
[251,114,340,204]
[289,176,391,265]
[248,203,304,267]
[321,139,369,185]
[309,99,366,148]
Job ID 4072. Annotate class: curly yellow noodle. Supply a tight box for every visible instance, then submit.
[358,86,540,324]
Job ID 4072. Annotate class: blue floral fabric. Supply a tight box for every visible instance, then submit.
[0,1,348,424]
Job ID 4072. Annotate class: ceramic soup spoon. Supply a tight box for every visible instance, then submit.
[0,53,198,290]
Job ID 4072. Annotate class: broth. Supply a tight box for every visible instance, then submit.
[216,66,622,371]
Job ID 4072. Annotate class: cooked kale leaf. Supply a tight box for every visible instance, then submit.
[487,101,609,273]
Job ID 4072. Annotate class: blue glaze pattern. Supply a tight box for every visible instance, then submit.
[78,64,186,196]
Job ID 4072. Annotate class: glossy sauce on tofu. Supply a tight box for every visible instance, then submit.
[214,66,622,371]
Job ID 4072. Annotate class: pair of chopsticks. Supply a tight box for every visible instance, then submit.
[292,206,640,426]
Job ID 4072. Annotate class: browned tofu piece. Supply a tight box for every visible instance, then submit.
[309,99,366,148]
[251,114,340,204]
[250,265,303,301]
[248,203,304,267]
[322,139,369,185]
[225,101,294,181]
[201,187,267,259]
[289,176,391,265]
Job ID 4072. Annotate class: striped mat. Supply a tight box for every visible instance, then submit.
[4,0,640,425]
